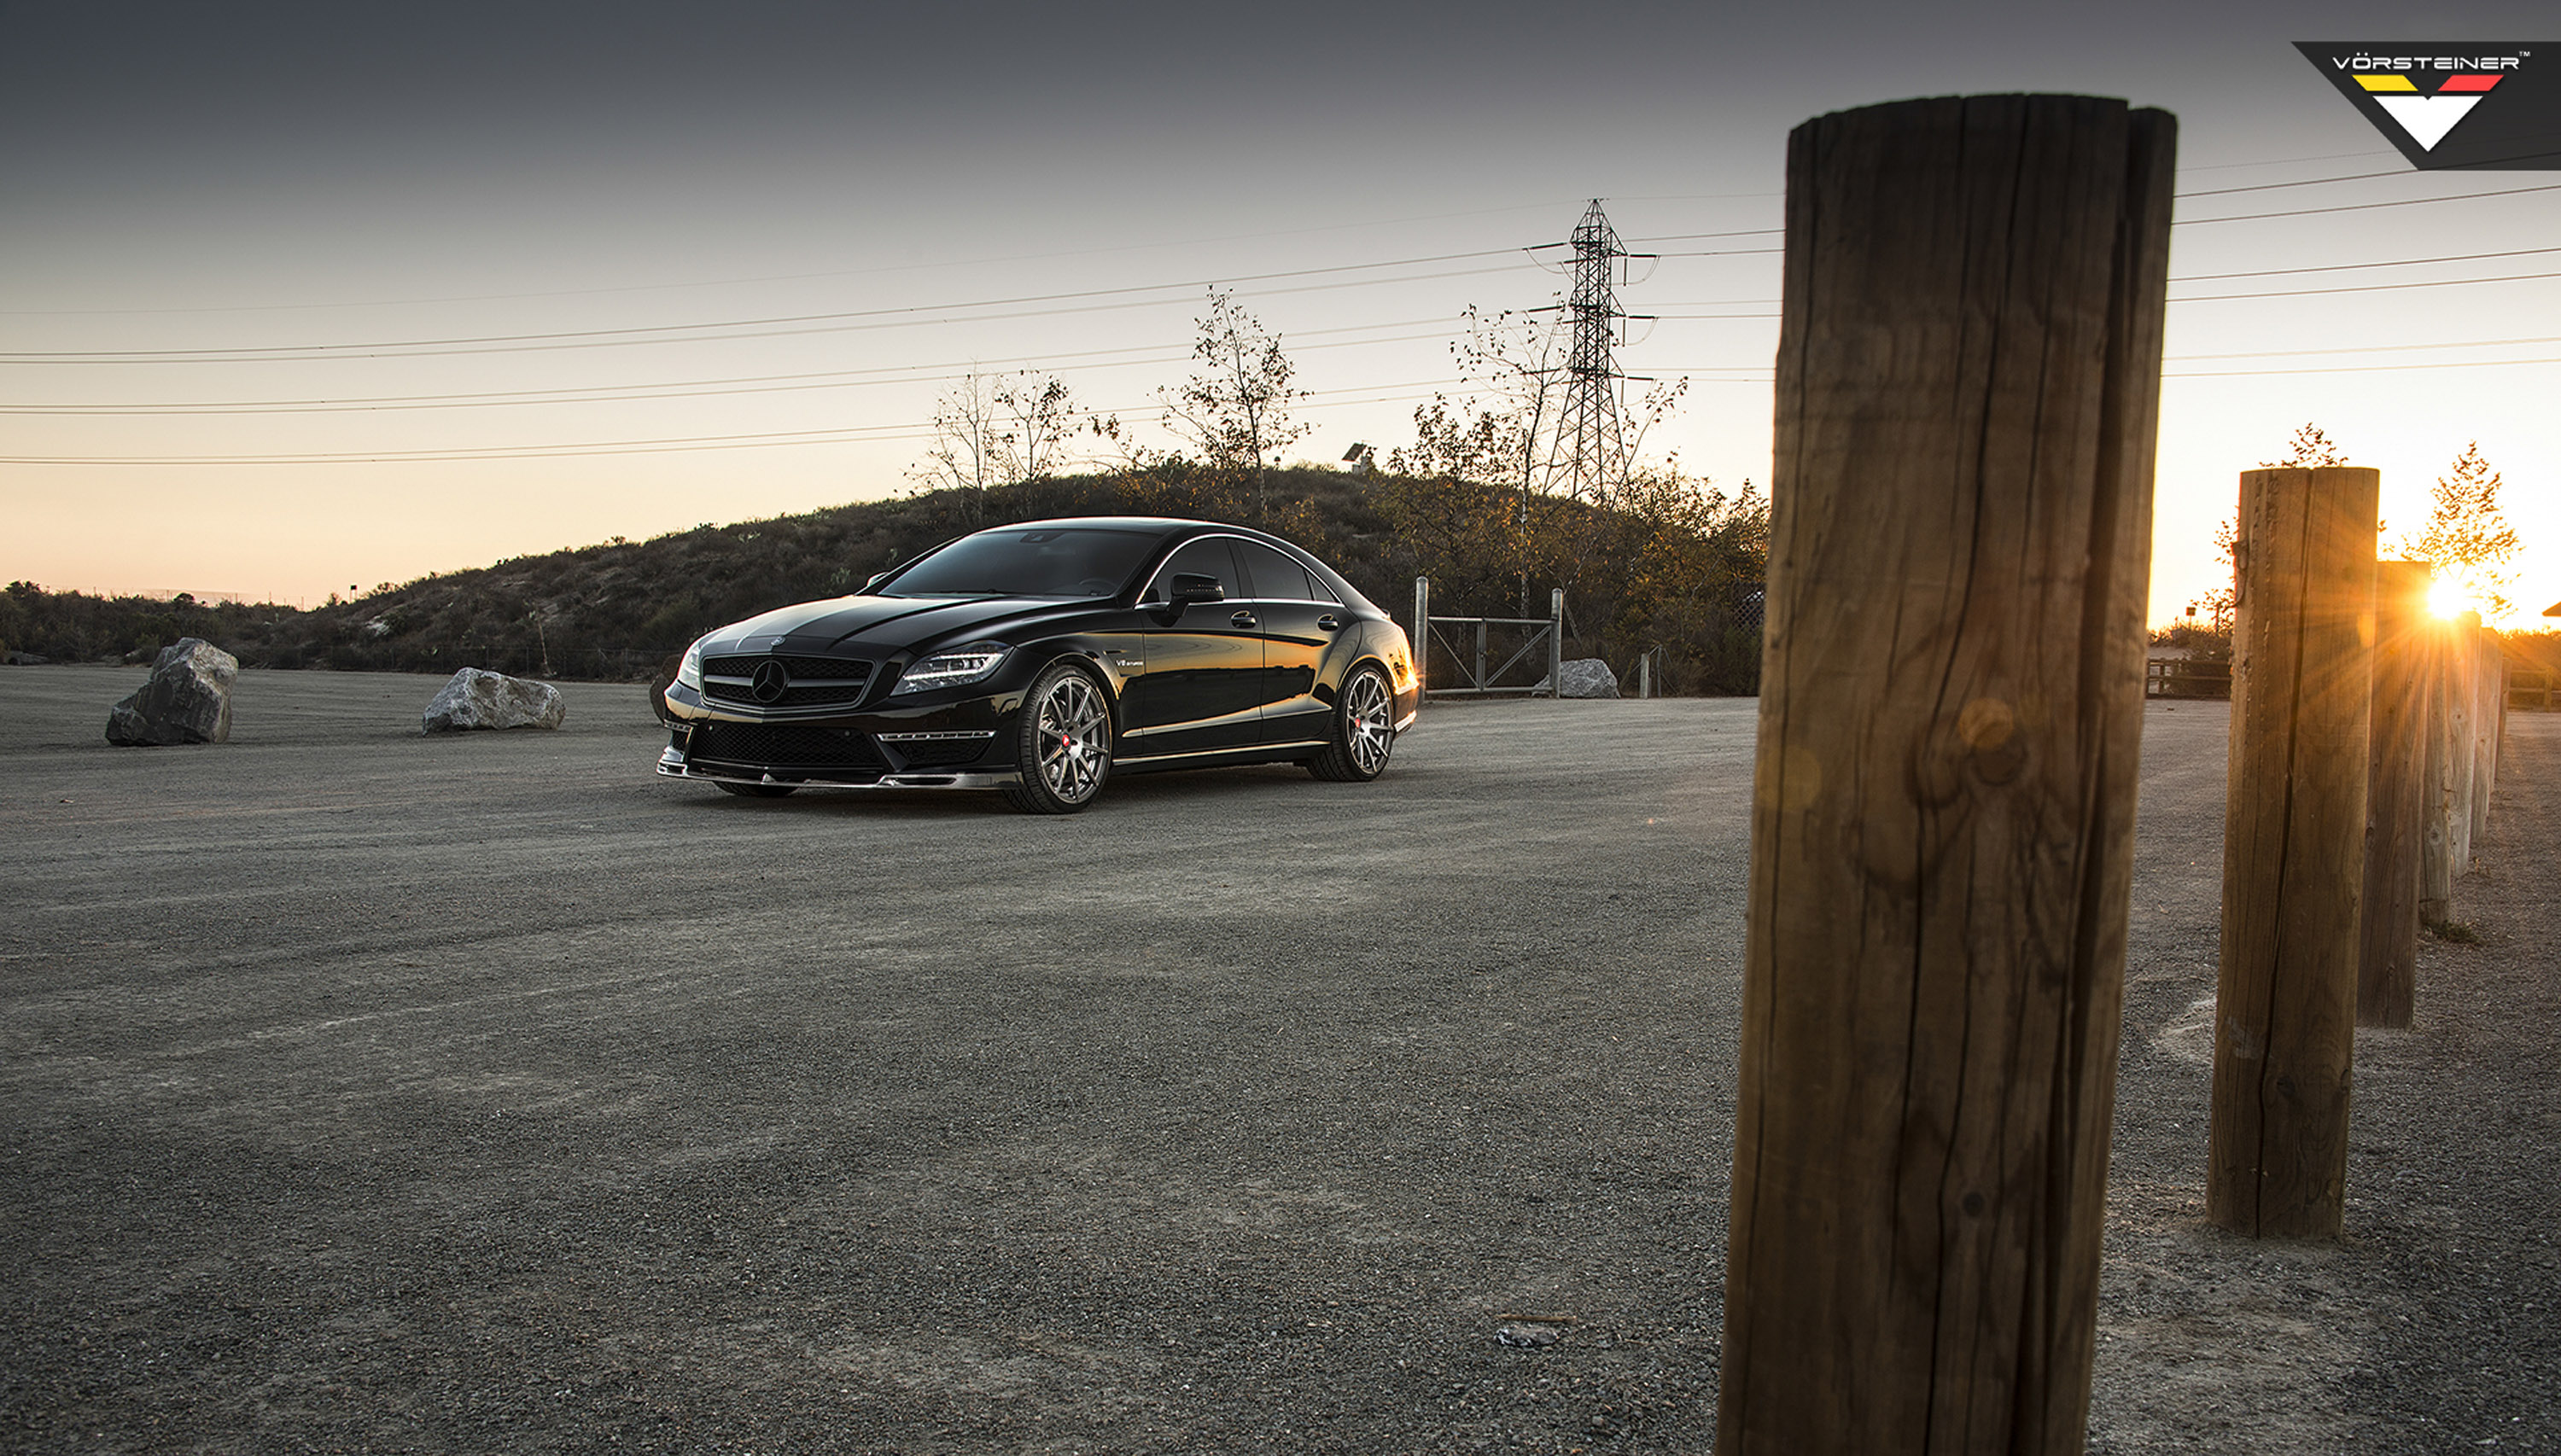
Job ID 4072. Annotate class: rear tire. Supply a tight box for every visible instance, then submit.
[1307,665,1395,782]
[715,781,797,798]
[1001,661,1113,814]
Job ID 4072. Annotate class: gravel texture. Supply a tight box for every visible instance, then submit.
[0,667,2552,1453]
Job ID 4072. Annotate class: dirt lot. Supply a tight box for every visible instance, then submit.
[2,667,2553,1454]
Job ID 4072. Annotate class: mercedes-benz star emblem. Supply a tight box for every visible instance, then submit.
[749,659,790,704]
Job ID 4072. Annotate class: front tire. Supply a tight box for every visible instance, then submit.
[1307,664,1396,782]
[1002,661,1112,814]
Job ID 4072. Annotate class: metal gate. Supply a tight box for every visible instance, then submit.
[1410,579,1564,698]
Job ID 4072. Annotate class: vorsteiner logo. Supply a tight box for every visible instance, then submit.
[2297,42,2561,168]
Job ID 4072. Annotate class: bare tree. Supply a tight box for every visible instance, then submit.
[1160,288,1308,518]
[912,371,1085,522]
[1391,306,1561,494]
[2261,421,2351,468]
[2400,441,2522,618]
[2192,422,2354,641]
[994,374,1077,485]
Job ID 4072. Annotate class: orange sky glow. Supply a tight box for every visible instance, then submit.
[4,3,2554,627]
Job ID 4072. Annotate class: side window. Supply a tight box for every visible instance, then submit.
[1142,538,1240,603]
[1234,541,1316,602]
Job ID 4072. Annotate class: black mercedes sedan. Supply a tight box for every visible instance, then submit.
[656,516,1421,812]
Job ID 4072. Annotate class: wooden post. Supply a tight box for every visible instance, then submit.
[1548,587,1565,699]
[2357,561,2430,1028]
[1411,577,1429,694]
[2469,620,2497,845]
[2208,465,2378,1238]
[1718,95,2173,1456]
[2420,617,2459,928]
[2448,620,2477,873]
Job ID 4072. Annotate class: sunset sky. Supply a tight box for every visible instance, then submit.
[4,0,2556,625]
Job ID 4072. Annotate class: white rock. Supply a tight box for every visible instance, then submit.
[421,667,566,733]
[1552,658,1621,699]
[105,638,238,746]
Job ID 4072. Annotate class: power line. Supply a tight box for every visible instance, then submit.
[0,379,1479,466]
[0,149,2410,321]
[0,202,1591,320]
[2171,268,2561,303]
[2171,245,2561,281]
[1629,178,2561,245]
[2174,167,2426,197]
[2163,356,2561,378]
[0,319,1464,416]
[15,335,2558,465]
[2164,335,2561,361]
[11,182,2555,368]
[0,253,1544,364]
[30,237,2547,412]
[2179,180,2561,224]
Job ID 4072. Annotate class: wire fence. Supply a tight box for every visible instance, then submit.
[248,644,673,682]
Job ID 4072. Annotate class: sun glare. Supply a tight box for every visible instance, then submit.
[2426,576,2473,620]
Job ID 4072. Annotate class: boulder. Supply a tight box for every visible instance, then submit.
[422,667,566,733]
[421,667,567,733]
[105,638,238,746]
[1549,658,1621,699]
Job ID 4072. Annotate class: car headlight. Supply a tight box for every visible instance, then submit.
[676,640,704,690]
[891,642,1009,696]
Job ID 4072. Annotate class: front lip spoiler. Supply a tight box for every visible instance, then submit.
[656,746,1015,792]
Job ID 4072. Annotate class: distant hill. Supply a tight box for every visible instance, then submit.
[4,464,1773,695]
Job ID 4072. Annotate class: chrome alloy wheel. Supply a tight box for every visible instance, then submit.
[1034,670,1111,805]
[1344,667,1394,777]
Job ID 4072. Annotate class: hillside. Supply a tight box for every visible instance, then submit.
[5,464,1775,695]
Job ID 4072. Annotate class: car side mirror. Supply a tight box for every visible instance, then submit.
[862,572,889,592]
[1159,574,1226,620]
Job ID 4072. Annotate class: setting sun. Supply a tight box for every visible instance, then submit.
[2427,575,2477,620]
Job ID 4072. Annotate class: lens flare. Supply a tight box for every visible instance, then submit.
[2426,577,2471,620]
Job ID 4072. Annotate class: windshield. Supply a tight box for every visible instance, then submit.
[882,527,1159,598]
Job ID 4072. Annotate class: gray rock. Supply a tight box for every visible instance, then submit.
[421,667,566,733]
[105,638,238,746]
[1552,657,1621,699]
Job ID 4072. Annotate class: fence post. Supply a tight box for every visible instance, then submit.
[2421,616,2459,928]
[2448,620,2477,873]
[2357,560,2430,1028]
[1411,577,1429,695]
[2469,620,2497,846]
[1637,649,1652,700]
[1547,588,1564,700]
[2208,465,2378,1238]
[1717,95,2174,1456]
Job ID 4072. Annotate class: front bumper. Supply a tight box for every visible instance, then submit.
[656,744,1016,791]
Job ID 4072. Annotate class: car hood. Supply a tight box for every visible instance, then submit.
[701,594,1090,657]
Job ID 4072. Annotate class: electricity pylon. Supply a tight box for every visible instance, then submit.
[1537,200,1651,508]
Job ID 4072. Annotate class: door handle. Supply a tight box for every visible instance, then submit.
[1231,611,1258,628]
[1316,614,1342,632]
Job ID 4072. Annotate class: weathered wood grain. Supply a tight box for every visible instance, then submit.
[2357,561,2430,1028]
[2471,623,2499,849]
[1718,95,2174,1456]
[2419,615,2458,929]
[2207,466,2377,1238]
[2449,620,2477,876]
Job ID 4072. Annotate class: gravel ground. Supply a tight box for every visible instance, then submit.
[0,667,2552,1454]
